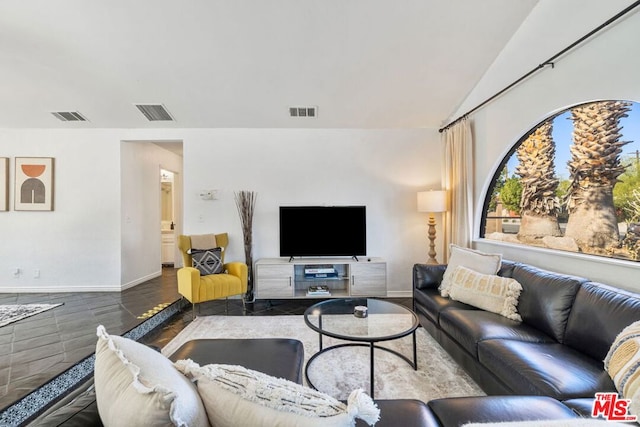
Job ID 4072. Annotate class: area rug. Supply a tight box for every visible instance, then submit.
[162,315,485,401]
[0,303,63,327]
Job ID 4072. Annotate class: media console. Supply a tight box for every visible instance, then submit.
[255,258,387,299]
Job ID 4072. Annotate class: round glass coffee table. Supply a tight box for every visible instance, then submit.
[303,298,419,398]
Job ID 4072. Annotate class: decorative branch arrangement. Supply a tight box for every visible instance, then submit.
[234,190,257,302]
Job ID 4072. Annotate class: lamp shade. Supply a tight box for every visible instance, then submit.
[417,190,447,213]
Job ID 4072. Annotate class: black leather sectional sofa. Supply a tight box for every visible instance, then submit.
[412,260,640,425]
[27,259,640,426]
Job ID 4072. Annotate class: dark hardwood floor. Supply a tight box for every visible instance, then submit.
[0,267,412,414]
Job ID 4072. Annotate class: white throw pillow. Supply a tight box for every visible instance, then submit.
[94,326,208,427]
[439,244,502,297]
[448,265,523,321]
[174,360,380,427]
[605,320,640,418]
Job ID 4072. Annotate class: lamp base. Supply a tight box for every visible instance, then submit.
[426,215,439,265]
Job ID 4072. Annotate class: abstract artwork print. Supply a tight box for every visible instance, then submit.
[15,157,54,211]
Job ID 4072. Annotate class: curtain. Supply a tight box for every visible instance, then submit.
[441,118,474,260]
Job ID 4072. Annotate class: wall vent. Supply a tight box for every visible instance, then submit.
[135,104,174,121]
[289,106,317,118]
[51,111,88,122]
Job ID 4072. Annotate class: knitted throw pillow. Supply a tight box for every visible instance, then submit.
[174,360,380,427]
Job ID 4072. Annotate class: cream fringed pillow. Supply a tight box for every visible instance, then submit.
[448,265,523,321]
[439,244,502,298]
[94,326,208,427]
[605,320,640,418]
[174,360,380,427]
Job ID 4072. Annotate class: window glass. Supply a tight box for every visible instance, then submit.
[482,100,640,262]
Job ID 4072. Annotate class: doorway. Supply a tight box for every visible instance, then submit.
[161,169,176,267]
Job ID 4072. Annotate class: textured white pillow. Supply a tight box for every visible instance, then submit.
[605,320,640,418]
[439,244,502,297]
[174,360,380,427]
[448,265,522,321]
[94,326,208,427]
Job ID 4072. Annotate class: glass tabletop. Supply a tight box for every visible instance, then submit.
[303,298,419,342]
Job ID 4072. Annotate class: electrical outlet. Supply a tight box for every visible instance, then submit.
[34,269,40,278]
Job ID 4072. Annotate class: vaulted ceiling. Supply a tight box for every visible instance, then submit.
[0,0,539,129]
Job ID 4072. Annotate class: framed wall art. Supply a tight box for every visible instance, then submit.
[14,157,55,211]
[0,158,8,211]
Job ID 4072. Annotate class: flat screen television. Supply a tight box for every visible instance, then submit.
[279,206,366,259]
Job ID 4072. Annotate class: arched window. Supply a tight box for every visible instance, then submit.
[481,100,640,262]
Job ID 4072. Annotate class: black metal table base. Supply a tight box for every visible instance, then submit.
[304,331,417,399]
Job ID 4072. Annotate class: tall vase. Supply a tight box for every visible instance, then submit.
[235,191,257,302]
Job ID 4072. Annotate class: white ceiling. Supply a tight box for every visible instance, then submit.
[0,0,539,129]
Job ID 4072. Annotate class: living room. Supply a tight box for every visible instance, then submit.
[1,1,638,297]
[1,0,640,425]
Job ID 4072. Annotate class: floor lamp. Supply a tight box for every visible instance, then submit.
[417,190,447,265]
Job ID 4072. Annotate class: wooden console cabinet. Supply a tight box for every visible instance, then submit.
[255,258,386,299]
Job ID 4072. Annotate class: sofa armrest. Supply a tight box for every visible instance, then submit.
[177,267,201,303]
[413,264,447,291]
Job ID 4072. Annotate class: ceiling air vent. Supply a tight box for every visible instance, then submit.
[51,111,87,122]
[289,106,317,118]
[135,104,174,121]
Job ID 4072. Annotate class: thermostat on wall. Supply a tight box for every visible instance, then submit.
[199,190,217,200]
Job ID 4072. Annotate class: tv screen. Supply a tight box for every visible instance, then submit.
[279,206,366,258]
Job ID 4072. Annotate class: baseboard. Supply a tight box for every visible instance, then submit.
[1,271,163,293]
[0,284,123,292]
[121,271,162,290]
[386,290,413,298]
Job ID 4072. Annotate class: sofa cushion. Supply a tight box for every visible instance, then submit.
[94,326,207,427]
[448,265,523,321]
[439,310,554,358]
[174,360,380,427]
[413,263,447,291]
[512,264,584,343]
[561,398,599,418]
[478,339,615,399]
[564,282,640,361]
[439,245,502,297]
[356,400,440,427]
[427,396,577,426]
[414,287,477,325]
[497,260,518,278]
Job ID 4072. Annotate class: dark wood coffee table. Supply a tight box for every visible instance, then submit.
[303,298,419,398]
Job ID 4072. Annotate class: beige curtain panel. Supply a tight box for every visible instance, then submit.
[441,118,474,259]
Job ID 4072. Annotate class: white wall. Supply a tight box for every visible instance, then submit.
[0,128,439,295]
[182,128,439,297]
[453,0,640,291]
[0,129,122,291]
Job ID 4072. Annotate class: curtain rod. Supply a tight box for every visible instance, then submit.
[438,0,640,134]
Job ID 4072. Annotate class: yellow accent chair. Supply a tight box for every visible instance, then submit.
[177,233,248,315]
